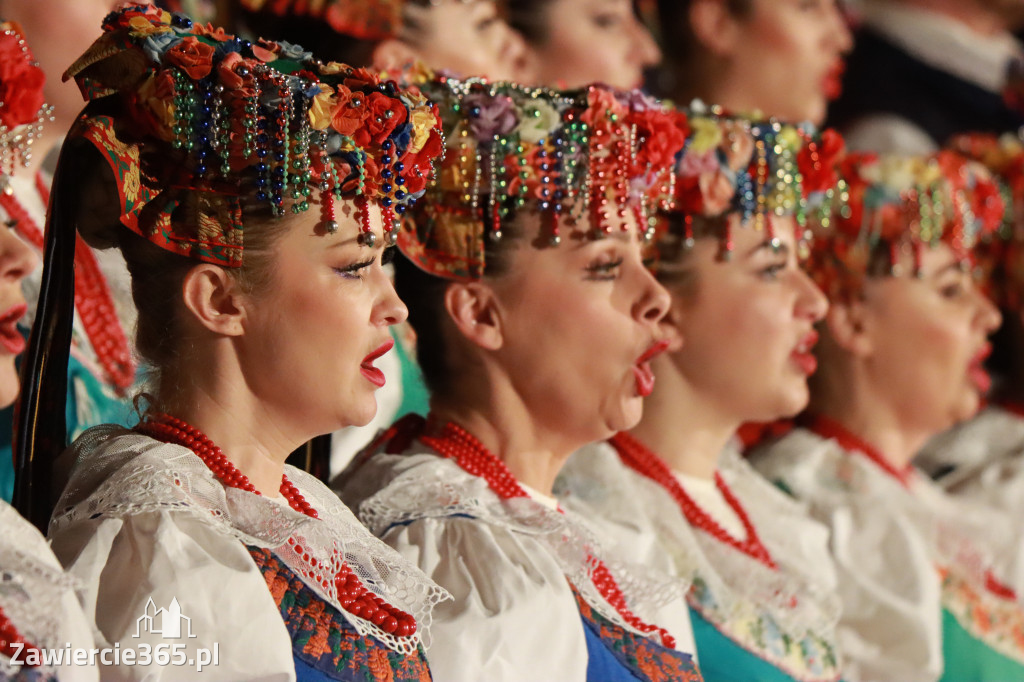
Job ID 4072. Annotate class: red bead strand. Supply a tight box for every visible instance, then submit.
[611,432,778,570]
[0,606,42,667]
[421,419,676,649]
[136,413,417,637]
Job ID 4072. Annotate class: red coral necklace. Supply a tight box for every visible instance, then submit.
[802,415,913,488]
[420,418,676,649]
[136,412,417,637]
[0,172,136,391]
[0,606,42,667]
[611,432,777,570]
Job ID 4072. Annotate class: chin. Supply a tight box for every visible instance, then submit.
[0,365,18,409]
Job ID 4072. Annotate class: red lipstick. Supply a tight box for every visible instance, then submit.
[360,339,394,388]
[968,343,993,395]
[823,59,845,101]
[633,339,671,398]
[791,330,819,376]
[0,303,26,355]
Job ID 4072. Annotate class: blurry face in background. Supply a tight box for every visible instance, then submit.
[2,0,142,130]
[404,0,531,80]
[524,0,661,89]
[0,226,36,407]
[853,244,1002,436]
[712,0,851,124]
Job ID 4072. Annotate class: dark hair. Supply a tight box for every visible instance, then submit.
[652,0,753,101]
[393,212,525,399]
[502,0,557,45]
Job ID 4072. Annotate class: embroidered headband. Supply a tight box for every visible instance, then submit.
[0,19,53,191]
[65,4,444,267]
[397,77,689,281]
[805,150,1005,297]
[238,0,480,41]
[667,105,846,256]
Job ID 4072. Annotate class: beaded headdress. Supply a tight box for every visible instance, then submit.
[665,105,846,257]
[398,78,689,281]
[238,0,476,41]
[948,132,1024,308]
[64,4,444,267]
[805,150,1005,298]
[0,20,54,193]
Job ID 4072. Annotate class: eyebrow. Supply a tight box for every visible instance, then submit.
[928,260,966,279]
[569,231,635,250]
[745,238,790,259]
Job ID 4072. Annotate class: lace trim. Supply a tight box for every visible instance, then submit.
[51,426,449,655]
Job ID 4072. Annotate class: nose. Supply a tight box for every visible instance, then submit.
[828,1,854,54]
[500,25,534,83]
[974,286,1002,334]
[630,15,662,70]
[0,228,37,284]
[373,264,409,327]
[796,266,829,322]
[632,259,672,328]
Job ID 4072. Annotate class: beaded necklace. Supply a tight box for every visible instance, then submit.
[0,172,135,391]
[0,606,41,667]
[136,413,417,637]
[610,432,777,570]
[802,415,913,488]
[419,419,676,649]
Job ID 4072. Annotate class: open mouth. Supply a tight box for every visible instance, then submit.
[632,339,671,398]
[823,59,845,101]
[790,330,819,376]
[360,339,394,388]
[968,343,993,394]
[0,303,26,355]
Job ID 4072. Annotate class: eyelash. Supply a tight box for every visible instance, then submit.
[334,257,376,279]
[585,257,624,281]
[760,262,787,279]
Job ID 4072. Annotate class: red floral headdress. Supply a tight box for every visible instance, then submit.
[0,20,52,191]
[806,150,1006,298]
[64,4,444,267]
[398,78,689,281]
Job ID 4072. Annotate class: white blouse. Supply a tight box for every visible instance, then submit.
[47,426,446,682]
[338,443,696,682]
[0,500,97,681]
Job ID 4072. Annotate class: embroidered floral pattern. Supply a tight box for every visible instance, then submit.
[941,565,1024,665]
[248,547,433,681]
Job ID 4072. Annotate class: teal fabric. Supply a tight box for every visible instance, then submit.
[690,605,803,682]
[392,327,430,420]
[940,607,1024,682]
[0,348,136,503]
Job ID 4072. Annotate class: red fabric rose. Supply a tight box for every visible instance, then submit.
[352,91,408,147]
[330,85,371,139]
[401,126,443,195]
[165,36,215,80]
[971,176,1006,236]
[629,109,689,174]
[343,67,381,89]
[217,52,257,96]
[0,32,45,129]
[835,153,877,237]
[798,128,845,197]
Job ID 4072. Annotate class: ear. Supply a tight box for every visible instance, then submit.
[823,297,874,358]
[180,264,246,337]
[443,281,504,351]
[370,38,422,74]
[689,0,743,58]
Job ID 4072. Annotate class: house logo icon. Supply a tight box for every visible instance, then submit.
[134,597,197,639]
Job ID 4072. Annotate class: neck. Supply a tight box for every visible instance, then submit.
[157,351,301,497]
[895,0,1009,35]
[430,390,577,497]
[811,365,930,471]
[629,355,738,481]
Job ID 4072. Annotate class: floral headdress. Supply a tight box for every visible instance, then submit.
[238,0,475,41]
[0,20,53,192]
[65,4,443,267]
[806,150,1005,298]
[948,132,1024,308]
[398,78,689,280]
[668,105,846,257]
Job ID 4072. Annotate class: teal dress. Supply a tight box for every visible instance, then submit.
[940,608,1024,681]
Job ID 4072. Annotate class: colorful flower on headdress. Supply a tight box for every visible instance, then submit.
[668,106,845,255]
[239,0,406,41]
[805,150,1005,298]
[397,78,689,281]
[0,20,52,192]
[65,5,444,267]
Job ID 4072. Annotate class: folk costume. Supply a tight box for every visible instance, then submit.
[338,79,703,682]
[751,152,1024,682]
[30,6,448,680]
[557,111,847,682]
